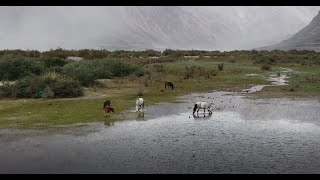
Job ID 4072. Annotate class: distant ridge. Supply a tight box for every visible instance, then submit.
[257,11,320,51]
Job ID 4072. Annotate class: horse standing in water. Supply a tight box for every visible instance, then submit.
[193,102,213,116]
[103,100,114,117]
[165,82,174,90]
[136,98,144,117]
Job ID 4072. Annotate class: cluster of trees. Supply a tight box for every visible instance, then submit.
[2,48,320,63]
[0,56,142,99]
[0,49,162,60]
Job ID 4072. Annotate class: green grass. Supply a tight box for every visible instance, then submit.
[249,63,320,98]
[1,59,319,128]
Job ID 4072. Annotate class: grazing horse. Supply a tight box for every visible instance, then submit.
[103,100,114,117]
[136,98,144,112]
[193,102,213,116]
[165,82,174,90]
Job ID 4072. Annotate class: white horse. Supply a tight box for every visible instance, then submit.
[136,98,144,112]
[193,102,213,115]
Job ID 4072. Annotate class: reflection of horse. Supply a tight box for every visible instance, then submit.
[165,82,174,90]
[193,102,213,116]
[193,112,212,119]
[103,100,114,117]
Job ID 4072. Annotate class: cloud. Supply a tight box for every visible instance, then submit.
[0,6,319,51]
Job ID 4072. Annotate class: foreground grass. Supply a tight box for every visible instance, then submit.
[0,59,319,128]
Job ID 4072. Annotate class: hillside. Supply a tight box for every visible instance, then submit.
[258,11,320,51]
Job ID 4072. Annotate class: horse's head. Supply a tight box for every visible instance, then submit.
[193,104,198,114]
[208,103,214,112]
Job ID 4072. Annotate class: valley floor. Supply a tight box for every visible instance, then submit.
[0,59,319,128]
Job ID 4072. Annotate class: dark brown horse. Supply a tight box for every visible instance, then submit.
[165,82,174,90]
[103,100,114,116]
[103,100,111,109]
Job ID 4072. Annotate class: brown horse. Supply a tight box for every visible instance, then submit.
[165,82,174,90]
[103,100,114,117]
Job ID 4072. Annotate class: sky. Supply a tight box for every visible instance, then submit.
[0,6,319,51]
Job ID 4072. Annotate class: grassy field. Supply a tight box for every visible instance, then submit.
[0,58,319,128]
[249,64,320,98]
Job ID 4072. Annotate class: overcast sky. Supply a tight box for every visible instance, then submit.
[0,6,319,51]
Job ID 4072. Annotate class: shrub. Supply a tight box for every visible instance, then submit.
[2,74,83,99]
[50,78,83,98]
[217,63,224,71]
[210,69,217,76]
[260,64,271,71]
[153,64,165,73]
[43,85,55,98]
[62,59,139,87]
[134,68,145,77]
[0,82,15,98]
[144,77,149,87]
[41,57,68,68]
[137,88,144,96]
[229,59,236,63]
[0,56,45,81]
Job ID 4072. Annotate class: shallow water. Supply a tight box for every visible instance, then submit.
[0,91,320,173]
[0,71,320,173]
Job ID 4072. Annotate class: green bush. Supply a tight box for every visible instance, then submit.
[1,73,83,99]
[50,78,83,98]
[260,64,271,71]
[0,82,15,99]
[62,59,139,86]
[41,57,68,68]
[217,63,224,71]
[43,85,55,98]
[134,68,146,77]
[0,56,45,81]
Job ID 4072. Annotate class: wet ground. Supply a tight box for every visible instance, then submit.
[0,71,320,173]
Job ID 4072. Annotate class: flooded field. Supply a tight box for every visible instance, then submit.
[0,72,320,173]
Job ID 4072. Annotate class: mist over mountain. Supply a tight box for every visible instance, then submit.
[258,10,320,51]
[0,6,319,51]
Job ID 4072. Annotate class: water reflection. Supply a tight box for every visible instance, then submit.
[104,121,114,127]
[193,113,213,119]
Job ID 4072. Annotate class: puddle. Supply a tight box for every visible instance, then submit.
[243,69,289,93]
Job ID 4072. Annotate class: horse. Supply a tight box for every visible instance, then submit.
[136,98,144,112]
[193,102,213,116]
[103,100,114,117]
[165,82,174,90]
[103,100,111,108]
